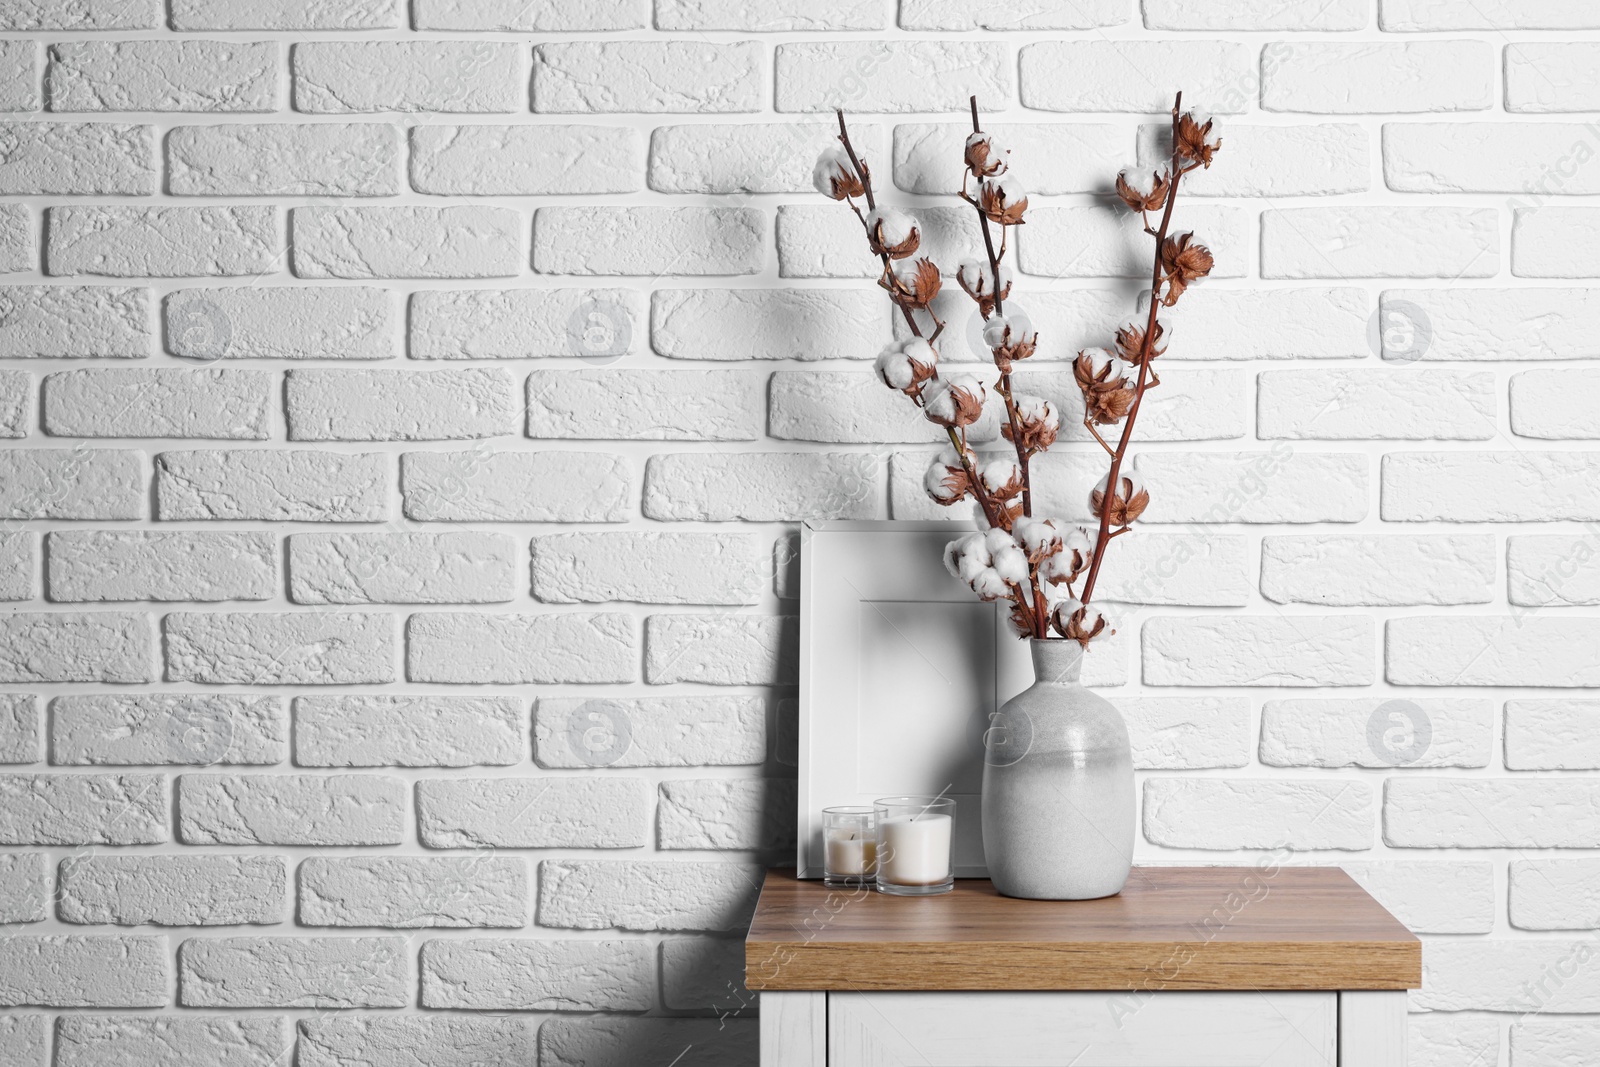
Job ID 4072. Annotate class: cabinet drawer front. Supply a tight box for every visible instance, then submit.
[830,990,1336,1067]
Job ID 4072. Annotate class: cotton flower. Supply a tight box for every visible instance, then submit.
[1159,230,1214,306]
[956,259,1013,316]
[978,176,1028,226]
[923,373,986,428]
[982,311,1037,371]
[1074,348,1138,425]
[1012,516,1061,559]
[1115,165,1171,213]
[943,530,990,580]
[923,447,973,504]
[991,540,1031,587]
[1090,470,1149,526]
[874,338,939,396]
[970,568,1009,600]
[813,143,863,200]
[866,207,921,259]
[979,458,1024,502]
[890,256,942,309]
[1003,392,1059,453]
[1175,110,1221,167]
[964,131,1007,177]
[1053,601,1112,645]
[1114,318,1168,366]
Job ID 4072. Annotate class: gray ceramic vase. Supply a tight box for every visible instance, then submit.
[981,638,1135,899]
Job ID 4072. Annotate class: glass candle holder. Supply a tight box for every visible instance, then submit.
[822,806,878,888]
[873,796,955,895]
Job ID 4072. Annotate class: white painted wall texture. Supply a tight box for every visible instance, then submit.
[0,0,1598,1064]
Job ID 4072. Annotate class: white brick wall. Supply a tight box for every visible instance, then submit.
[0,5,1596,1065]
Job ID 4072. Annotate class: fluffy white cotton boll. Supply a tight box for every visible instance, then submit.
[1079,347,1116,376]
[1094,469,1145,499]
[1066,526,1094,556]
[985,175,1027,204]
[980,459,1021,494]
[813,144,855,196]
[965,130,1006,157]
[1011,393,1059,431]
[991,543,1030,586]
[970,567,1009,601]
[923,374,986,425]
[945,531,991,583]
[901,338,938,369]
[1190,110,1220,147]
[1013,517,1061,556]
[874,341,914,390]
[981,526,1013,556]
[866,208,916,247]
[983,311,1036,349]
[1118,165,1164,198]
[924,448,967,503]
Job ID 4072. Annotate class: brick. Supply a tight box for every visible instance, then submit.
[1264,42,1491,113]
[292,206,520,279]
[59,855,285,925]
[1381,0,1600,28]
[1136,450,1368,523]
[0,532,31,602]
[179,936,406,1008]
[1021,42,1254,113]
[156,449,389,522]
[540,1019,757,1067]
[1119,698,1252,769]
[0,1016,42,1067]
[1158,287,1368,361]
[413,124,640,195]
[1144,0,1365,28]
[401,450,630,522]
[1515,1018,1600,1067]
[652,288,891,362]
[535,42,760,114]
[774,535,799,600]
[411,288,641,360]
[1382,452,1600,521]
[1511,859,1600,929]
[171,0,401,28]
[406,612,636,684]
[901,0,1123,27]
[646,614,797,685]
[168,123,398,196]
[50,694,284,765]
[1507,700,1600,768]
[298,1016,537,1067]
[0,286,148,359]
[895,122,1125,196]
[294,695,523,767]
[1513,369,1600,438]
[1418,940,1600,1011]
[286,367,517,441]
[653,122,884,195]
[1020,205,1246,279]
[414,0,646,29]
[420,939,651,1009]
[166,286,394,361]
[776,204,981,279]
[1382,288,1600,362]
[0,694,38,763]
[644,452,884,521]
[528,368,762,441]
[0,773,164,844]
[0,205,28,272]
[3,0,159,27]
[1139,122,1368,197]
[1064,533,1251,607]
[1507,44,1600,112]
[1339,862,1496,934]
[165,612,395,685]
[533,532,765,606]
[0,613,152,682]
[300,856,527,928]
[538,860,762,932]
[0,937,166,1006]
[776,42,1008,114]
[417,777,648,848]
[1261,208,1497,279]
[0,450,141,519]
[178,773,404,845]
[293,41,518,113]
[0,122,153,195]
[0,853,46,921]
[0,371,28,437]
[1388,616,1600,686]
[0,42,37,111]
[1384,123,1600,193]
[48,41,279,112]
[289,531,514,605]
[1144,616,1375,687]
[1388,778,1600,847]
[769,370,999,444]
[1262,534,1495,606]
[659,779,796,851]
[1514,208,1600,278]
[43,368,271,439]
[48,206,276,278]
[1143,779,1373,850]
[1261,698,1493,768]
[662,937,750,1013]
[665,0,883,27]
[55,1016,287,1067]
[535,696,766,768]
[1258,369,1493,440]
[535,206,762,276]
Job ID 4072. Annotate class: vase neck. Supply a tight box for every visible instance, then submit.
[1030,639,1083,685]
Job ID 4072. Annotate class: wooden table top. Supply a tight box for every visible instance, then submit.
[746,867,1421,992]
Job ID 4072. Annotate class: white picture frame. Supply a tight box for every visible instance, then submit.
[797,520,1034,879]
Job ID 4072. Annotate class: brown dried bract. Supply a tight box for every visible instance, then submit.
[965,132,1006,178]
[1074,350,1137,425]
[1175,111,1220,168]
[978,178,1028,226]
[1114,320,1167,366]
[1090,473,1149,526]
[1115,168,1170,213]
[888,256,942,309]
[1159,231,1214,306]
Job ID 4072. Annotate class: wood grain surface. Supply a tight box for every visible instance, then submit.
[745,867,1421,991]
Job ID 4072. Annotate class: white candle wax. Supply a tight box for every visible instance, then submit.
[825,828,878,877]
[877,813,952,886]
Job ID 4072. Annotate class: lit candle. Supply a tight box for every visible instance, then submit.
[825,827,877,877]
[877,813,953,887]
